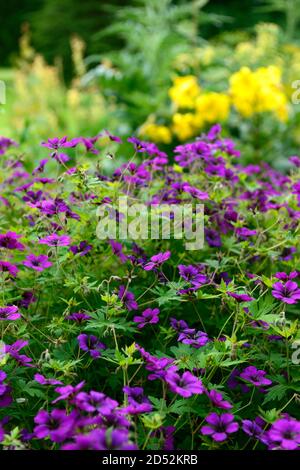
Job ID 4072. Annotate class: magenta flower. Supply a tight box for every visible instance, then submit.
[62,428,137,451]
[274,271,298,281]
[165,369,205,398]
[34,409,76,443]
[34,374,63,386]
[0,371,12,408]
[0,136,17,155]
[70,241,92,256]
[122,386,152,414]
[0,231,25,251]
[240,366,272,388]
[41,136,78,150]
[52,381,85,404]
[102,130,122,143]
[0,261,19,277]
[236,227,257,239]
[289,155,300,168]
[178,329,209,349]
[183,184,209,200]
[242,417,265,438]
[133,308,160,329]
[201,412,238,442]
[267,417,300,450]
[32,158,48,175]
[109,240,128,263]
[38,233,71,247]
[66,312,91,323]
[178,264,207,287]
[5,340,33,367]
[77,334,106,359]
[205,228,222,247]
[0,306,21,321]
[228,292,254,302]
[23,254,52,271]
[143,251,171,271]
[207,390,232,410]
[272,281,300,304]
[118,285,138,311]
[75,391,118,414]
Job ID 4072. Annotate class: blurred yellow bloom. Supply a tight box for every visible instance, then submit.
[139,121,172,144]
[229,66,288,121]
[172,113,196,141]
[195,92,230,123]
[169,75,201,109]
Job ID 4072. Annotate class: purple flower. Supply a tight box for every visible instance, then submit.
[34,374,63,386]
[240,366,272,388]
[122,386,152,414]
[272,281,300,304]
[32,159,48,175]
[228,292,254,302]
[77,334,106,359]
[274,271,298,281]
[0,371,12,408]
[0,136,17,155]
[66,312,91,323]
[70,241,92,256]
[289,155,300,168]
[207,390,232,410]
[201,413,238,442]
[242,417,265,439]
[205,228,221,247]
[102,130,122,143]
[183,184,209,200]
[75,391,118,414]
[178,264,207,287]
[267,417,300,450]
[178,329,209,348]
[19,291,37,309]
[41,136,78,150]
[62,428,137,450]
[109,240,128,263]
[0,261,19,277]
[280,246,296,261]
[236,227,257,239]
[39,233,71,247]
[165,369,205,398]
[34,409,76,442]
[0,306,21,321]
[118,285,138,311]
[133,308,160,329]
[52,381,85,404]
[0,231,25,251]
[143,251,171,271]
[170,318,195,335]
[23,254,52,271]
[5,340,33,367]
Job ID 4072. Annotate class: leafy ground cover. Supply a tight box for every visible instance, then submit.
[0,125,299,450]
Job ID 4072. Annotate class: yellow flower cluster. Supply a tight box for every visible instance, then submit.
[168,75,201,109]
[139,120,172,144]
[229,66,288,121]
[140,62,289,143]
[169,76,231,141]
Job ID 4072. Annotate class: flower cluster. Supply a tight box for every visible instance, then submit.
[0,125,299,451]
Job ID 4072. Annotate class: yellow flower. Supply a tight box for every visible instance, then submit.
[139,121,172,144]
[169,75,201,109]
[172,113,197,141]
[229,66,288,121]
[195,92,230,123]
